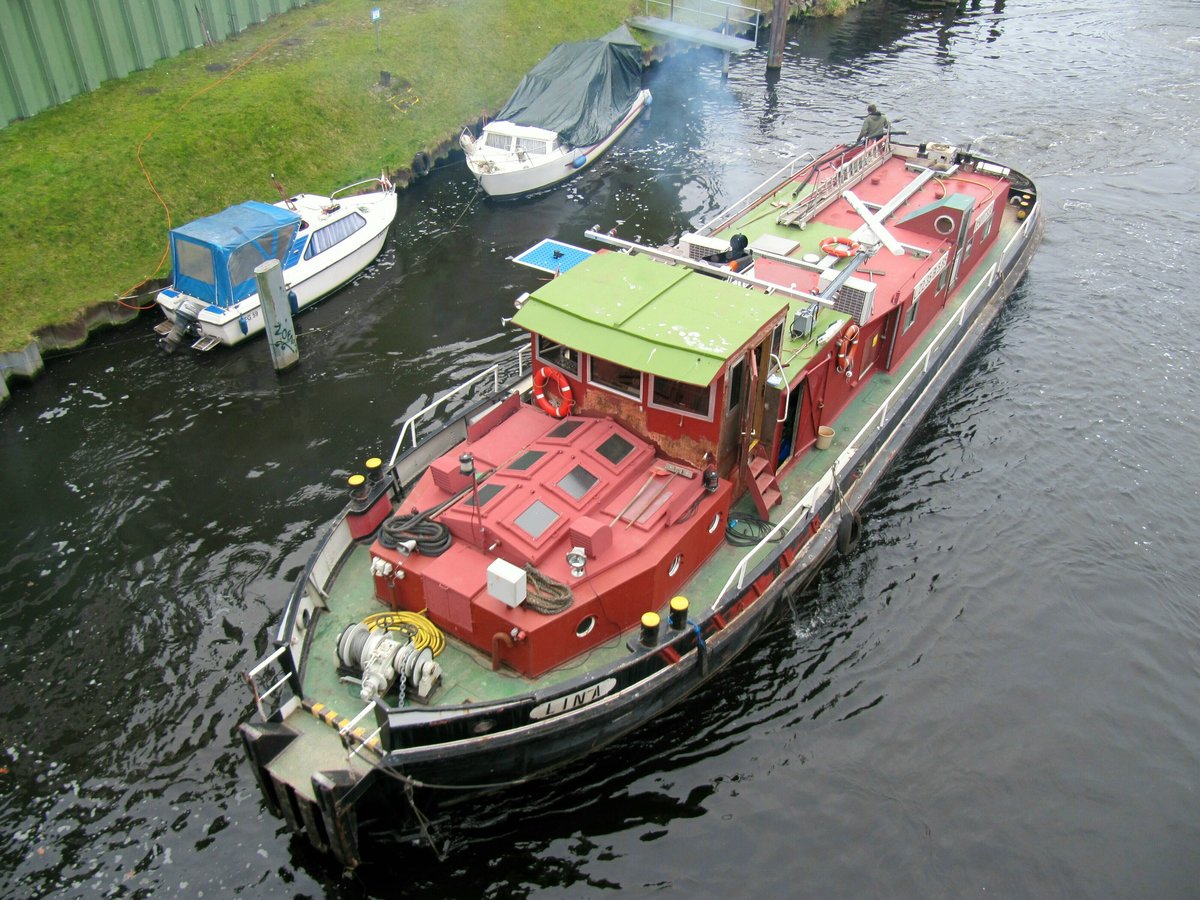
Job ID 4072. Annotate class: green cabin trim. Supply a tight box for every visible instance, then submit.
[513,251,787,387]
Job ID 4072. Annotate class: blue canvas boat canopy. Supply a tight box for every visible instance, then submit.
[169,201,301,309]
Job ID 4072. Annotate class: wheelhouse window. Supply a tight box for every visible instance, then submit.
[484,132,511,151]
[535,335,580,377]
[904,297,920,333]
[305,212,366,259]
[727,356,746,411]
[650,375,714,420]
[590,357,642,400]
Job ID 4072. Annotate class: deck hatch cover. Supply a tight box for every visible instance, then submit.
[515,500,560,539]
[558,465,598,500]
[597,433,635,465]
[548,420,584,439]
[464,483,504,507]
[508,450,546,471]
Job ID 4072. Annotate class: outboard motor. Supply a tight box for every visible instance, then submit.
[159,299,204,353]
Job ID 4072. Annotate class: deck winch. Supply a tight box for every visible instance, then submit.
[336,622,442,703]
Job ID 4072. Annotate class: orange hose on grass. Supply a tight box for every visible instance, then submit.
[119,28,296,310]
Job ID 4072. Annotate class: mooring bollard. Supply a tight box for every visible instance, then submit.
[254,258,299,372]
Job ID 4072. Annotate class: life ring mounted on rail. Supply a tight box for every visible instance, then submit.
[820,236,861,258]
[532,366,574,418]
[834,323,861,377]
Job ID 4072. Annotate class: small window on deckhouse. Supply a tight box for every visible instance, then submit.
[590,357,642,400]
[651,376,713,420]
[535,335,580,377]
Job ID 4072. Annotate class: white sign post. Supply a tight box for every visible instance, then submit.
[254,259,300,371]
[372,7,381,52]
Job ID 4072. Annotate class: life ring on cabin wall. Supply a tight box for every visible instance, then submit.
[820,236,861,258]
[834,323,861,377]
[533,366,573,418]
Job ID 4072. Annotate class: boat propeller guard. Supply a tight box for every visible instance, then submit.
[533,366,573,418]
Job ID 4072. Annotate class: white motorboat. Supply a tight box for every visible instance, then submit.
[461,26,650,198]
[154,176,397,352]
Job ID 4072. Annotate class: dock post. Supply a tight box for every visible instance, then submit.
[254,259,300,372]
[767,0,788,70]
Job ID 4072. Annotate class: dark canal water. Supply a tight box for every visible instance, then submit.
[3,0,1199,895]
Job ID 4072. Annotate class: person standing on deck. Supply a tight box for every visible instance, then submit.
[858,103,891,141]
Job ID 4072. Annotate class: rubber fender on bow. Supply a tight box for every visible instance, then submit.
[837,511,863,555]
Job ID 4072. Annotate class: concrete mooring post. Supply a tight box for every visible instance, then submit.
[255,258,300,371]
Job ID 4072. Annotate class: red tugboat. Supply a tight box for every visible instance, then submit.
[241,136,1043,866]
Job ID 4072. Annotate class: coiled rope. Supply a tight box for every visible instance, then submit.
[522,564,573,615]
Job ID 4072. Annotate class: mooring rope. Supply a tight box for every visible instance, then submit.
[522,563,573,615]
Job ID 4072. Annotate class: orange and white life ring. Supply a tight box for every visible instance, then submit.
[820,236,861,258]
[834,323,861,376]
[532,366,573,418]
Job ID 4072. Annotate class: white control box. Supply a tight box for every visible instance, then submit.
[487,558,527,608]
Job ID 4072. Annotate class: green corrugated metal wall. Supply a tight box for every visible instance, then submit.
[0,0,312,127]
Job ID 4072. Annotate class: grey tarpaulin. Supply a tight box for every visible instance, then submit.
[494,25,643,148]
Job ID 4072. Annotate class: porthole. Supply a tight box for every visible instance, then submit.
[472,719,495,735]
[934,214,955,236]
[301,608,311,629]
[576,615,596,638]
[708,513,721,534]
[669,554,683,576]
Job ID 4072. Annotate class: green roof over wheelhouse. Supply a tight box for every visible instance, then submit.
[513,251,787,386]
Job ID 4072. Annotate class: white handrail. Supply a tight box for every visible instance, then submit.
[697,151,817,235]
[386,345,530,467]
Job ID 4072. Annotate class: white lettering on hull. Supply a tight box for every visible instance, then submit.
[529,678,617,720]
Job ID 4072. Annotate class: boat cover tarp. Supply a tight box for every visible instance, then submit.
[169,201,301,309]
[494,25,643,147]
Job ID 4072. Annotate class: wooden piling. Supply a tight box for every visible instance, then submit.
[767,0,788,70]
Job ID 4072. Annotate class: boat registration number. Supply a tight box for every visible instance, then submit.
[529,678,617,720]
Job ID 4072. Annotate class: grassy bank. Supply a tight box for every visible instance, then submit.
[0,0,640,354]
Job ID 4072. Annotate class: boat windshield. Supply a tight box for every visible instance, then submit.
[485,133,511,151]
[516,137,548,156]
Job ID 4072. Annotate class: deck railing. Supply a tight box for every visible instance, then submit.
[696,151,817,236]
[387,345,530,466]
[715,206,1039,605]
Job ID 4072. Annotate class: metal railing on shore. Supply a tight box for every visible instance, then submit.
[643,0,762,43]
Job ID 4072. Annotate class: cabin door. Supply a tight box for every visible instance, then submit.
[738,326,782,475]
[776,379,804,467]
